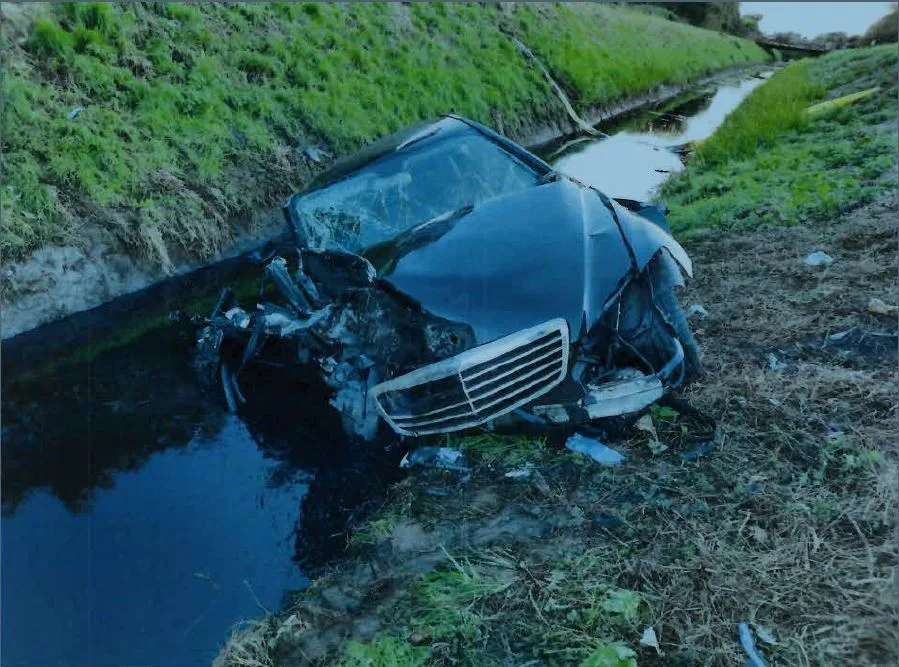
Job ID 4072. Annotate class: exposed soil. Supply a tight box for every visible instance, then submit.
[216,193,898,666]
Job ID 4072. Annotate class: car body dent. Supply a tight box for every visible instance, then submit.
[611,199,693,279]
[372,178,633,346]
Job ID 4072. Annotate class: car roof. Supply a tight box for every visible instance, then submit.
[295,115,553,199]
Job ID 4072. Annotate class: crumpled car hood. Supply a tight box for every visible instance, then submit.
[365,179,634,345]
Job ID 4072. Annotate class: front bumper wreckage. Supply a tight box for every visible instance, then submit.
[371,319,569,436]
[190,245,691,440]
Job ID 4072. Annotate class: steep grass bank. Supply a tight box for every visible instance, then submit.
[1,2,767,272]
[660,45,898,234]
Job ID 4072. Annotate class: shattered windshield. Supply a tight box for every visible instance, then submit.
[292,128,540,252]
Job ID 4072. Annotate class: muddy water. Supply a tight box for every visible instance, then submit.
[1,70,769,667]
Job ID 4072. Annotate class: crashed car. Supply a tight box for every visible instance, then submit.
[193,115,701,440]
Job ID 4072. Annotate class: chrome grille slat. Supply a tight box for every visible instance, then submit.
[463,343,562,390]
[461,336,560,382]
[466,355,563,404]
[370,318,569,436]
[469,367,562,413]
[390,397,473,422]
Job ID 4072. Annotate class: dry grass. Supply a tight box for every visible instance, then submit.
[215,195,898,666]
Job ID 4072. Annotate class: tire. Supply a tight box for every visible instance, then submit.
[649,254,703,384]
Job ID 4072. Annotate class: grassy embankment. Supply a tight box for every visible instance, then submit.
[661,45,898,234]
[216,46,898,667]
[2,2,767,272]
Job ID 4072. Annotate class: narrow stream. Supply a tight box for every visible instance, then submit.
[1,69,769,667]
[542,70,770,198]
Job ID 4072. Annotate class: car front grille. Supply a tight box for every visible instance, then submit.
[371,319,569,436]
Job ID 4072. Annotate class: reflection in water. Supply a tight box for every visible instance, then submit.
[545,74,769,201]
[1,329,310,667]
[2,331,227,515]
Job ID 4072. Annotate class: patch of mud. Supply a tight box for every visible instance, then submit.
[0,210,286,340]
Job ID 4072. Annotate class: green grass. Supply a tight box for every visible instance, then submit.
[512,3,768,105]
[693,60,824,166]
[661,45,898,234]
[2,2,767,266]
[337,634,430,667]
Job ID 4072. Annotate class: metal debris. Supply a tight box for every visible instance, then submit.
[565,433,624,466]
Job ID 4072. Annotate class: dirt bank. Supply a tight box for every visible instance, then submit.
[215,188,898,666]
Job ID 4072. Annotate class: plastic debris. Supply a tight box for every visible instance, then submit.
[766,353,789,372]
[738,622,769,667]
[565,433,624,466]
[867,297,898,315]
[640,627,661,654]
[687,303,709,319]
[753,624,778,646]
[828,328,854,341]
[635,414,668,455]
[400,447,468,472]
[301,145,330,164]
[66,106,84,120]
[803,251,834,267]
[504,467,534,479]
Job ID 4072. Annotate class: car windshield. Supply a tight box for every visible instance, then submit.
[291,127,540,252]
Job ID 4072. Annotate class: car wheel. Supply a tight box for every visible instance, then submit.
[649,254,703,384]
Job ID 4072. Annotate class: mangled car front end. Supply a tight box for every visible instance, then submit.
[191,116,700,440]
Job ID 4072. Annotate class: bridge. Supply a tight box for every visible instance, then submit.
[754,38,831,55]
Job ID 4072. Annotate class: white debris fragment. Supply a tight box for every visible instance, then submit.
[867,297,898,315]
[803,251,834,267]
[635,414,668,454]
[565,433,624,466]
[504,467,534,479]
[766,353,788,372]
[687,303,709,319]
[224,307,251,328]
[640,626,661,654]
[828,328,853,341]
[753,624,778,646]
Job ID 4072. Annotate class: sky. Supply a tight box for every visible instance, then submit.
[740,2,894,38]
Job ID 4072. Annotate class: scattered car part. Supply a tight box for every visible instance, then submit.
[565,433,624,466]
